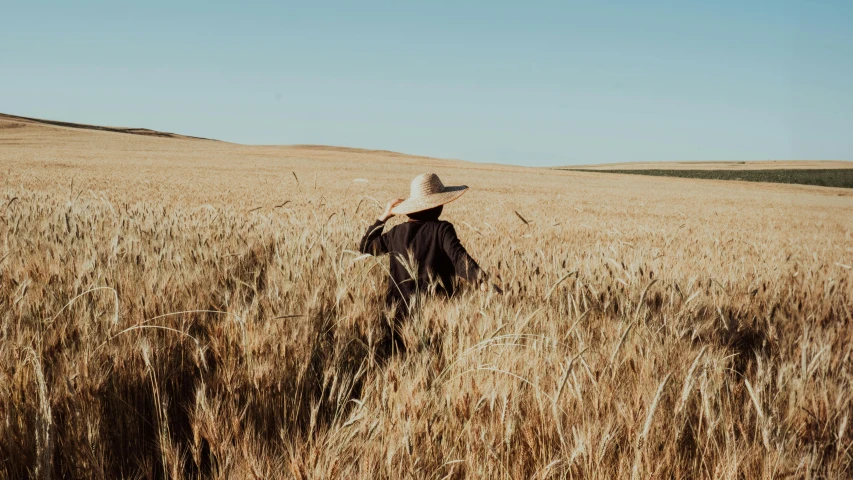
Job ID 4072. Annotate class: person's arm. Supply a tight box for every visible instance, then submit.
[440,223,503,294]
[439,223,485,283]
[358,199,403,255]
[358,219,389,255]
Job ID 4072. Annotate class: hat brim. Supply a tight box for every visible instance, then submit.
[390,185,469,215]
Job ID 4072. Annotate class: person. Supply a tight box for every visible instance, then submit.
[359,173,500,355]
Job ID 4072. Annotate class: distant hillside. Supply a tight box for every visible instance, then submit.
[559,160,853,170]
[561,168,853,189]
[0,112,217,141]
[0,112,463,164]
[0,111,494,174]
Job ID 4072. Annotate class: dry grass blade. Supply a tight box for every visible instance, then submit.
[43,286,120,326]
[675,346,707,415]
[544,271,577,300]
[745,379,772,450]
[632,373,671,480]
[96,325,201,354]
[26,348,53,480]
[608,320,636,375]
[555,347,588,403]
[634,278,659,323]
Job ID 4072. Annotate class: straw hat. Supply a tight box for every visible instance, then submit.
[390,173,469,215]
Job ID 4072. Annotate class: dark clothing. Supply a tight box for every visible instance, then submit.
[358,218,483,315]
[406,205,443,222]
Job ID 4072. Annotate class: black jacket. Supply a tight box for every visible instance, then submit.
[359,219,483,312]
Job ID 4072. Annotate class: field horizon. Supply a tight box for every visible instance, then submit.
[2,113,852,478]
[5,111,851,172]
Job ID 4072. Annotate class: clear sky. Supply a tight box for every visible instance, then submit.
[2,1,852,166]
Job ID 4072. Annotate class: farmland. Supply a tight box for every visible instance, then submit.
[1,114,852,478]
[562,168,853,189]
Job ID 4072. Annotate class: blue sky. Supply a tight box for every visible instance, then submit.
[2,1,851,166]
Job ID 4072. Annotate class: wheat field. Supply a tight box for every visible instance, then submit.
[2,115,852,479]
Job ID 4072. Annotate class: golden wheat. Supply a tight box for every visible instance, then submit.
[1,118,852,478]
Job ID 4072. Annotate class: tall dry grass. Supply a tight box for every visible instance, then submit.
[1,120,852,478]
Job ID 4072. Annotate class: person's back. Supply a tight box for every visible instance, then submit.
[358,173,500,332]
[361,214,481,311]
